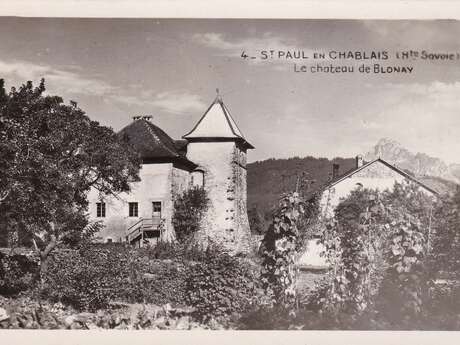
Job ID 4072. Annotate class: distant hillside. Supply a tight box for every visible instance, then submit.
[247,156,355,220]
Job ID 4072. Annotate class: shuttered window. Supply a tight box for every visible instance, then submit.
[129,202,138,217]
[96,202,106,218]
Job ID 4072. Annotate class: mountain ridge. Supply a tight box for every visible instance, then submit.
[364,138,460,184]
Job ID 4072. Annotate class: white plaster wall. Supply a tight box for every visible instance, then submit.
[87,163,173,242]
[172,166,191,199]
[320,176,407,215]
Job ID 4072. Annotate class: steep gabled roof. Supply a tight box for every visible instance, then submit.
[324,158,439,196]
[183,97,254,149]
[118,119,197,169]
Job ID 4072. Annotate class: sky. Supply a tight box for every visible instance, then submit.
[0,18,459,164]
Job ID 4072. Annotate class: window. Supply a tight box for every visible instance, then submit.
[191,170,205,188]
[106,238,113,243]
[96,202,106,218]
[129,202,139,217]
[152,202,162,218]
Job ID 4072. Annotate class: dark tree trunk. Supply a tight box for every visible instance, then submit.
[37,235,58,284]
[39,253,49,280]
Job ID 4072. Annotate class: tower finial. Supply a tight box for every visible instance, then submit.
[215,88,222,102]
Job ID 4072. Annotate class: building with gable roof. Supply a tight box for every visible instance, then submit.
[298,155,439,268]
[87,95,254,253]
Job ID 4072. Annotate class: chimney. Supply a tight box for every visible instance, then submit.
[332,163,340,179]
[132,115,153,122]
[356,154,364,168]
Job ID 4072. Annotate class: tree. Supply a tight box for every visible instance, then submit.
[0,79,141,277]
[430,188,460,278]
[319,181,437,320]
[248,206,267,235]
[172,186,209,243]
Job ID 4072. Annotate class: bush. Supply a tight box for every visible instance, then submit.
[172,186,209,243]
[138,241,207,262]
[41,244,136,311]
[126,253,188,306]
[0,251,39,296]
[185,246,261,321]
[42,243,262,321]
[41,244,193,311]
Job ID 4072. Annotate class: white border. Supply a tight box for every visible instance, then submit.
[1,0,460,343]
[0,0,459,19]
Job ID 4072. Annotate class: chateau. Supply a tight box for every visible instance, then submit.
[87,95,254,254]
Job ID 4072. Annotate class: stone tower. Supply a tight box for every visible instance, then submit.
[183,94,254,254]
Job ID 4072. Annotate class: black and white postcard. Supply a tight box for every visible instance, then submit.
[1,1,460,344]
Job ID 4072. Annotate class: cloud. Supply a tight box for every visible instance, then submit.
[0,58,205,115]
[150,91,206,114]
[115,90,206,115]
[360,81,460,163]
[0,59,115,96]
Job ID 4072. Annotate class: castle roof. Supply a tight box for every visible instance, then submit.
[118,119,197,170]
[183,97,254,149]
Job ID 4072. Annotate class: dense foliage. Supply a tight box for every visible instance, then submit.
[0,79,140,275]
[172,186,209,243]
[41,244,194,311]
[260,178,320,308]
[0,251,38,296]
[320,189,388,314]
[38,242,260,323]
[315,182,446,326]
[186,246,260,321]
[41,245,138,311]
[260,192,305,306]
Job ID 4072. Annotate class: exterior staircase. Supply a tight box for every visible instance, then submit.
[126,217,164,247]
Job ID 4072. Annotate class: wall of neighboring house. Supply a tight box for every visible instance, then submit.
[320,162,408,217]
[186,141,252,254]
[298,161,436,268]
[87,163,174,242]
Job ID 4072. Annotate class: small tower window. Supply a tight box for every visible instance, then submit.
[129,202,139,217]
[96,202,106,218]
[191,170,205,188]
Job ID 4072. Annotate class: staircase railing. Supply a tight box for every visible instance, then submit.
[125,217,163,244]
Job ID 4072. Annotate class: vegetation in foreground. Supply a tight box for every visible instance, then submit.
[2,181,460,330]
[1,79,460,329]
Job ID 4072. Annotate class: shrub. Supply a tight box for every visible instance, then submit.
[127,257,188,306]
[138,241,207,262]
[0,251,39,296]
[185,246,261,321]
[41,244,191,311]
[172,186,209,243]
[41,244,137,311]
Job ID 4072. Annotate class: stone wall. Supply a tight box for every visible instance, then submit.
[186,141,251,255]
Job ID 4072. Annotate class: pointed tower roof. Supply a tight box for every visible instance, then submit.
[183,93,254,149]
